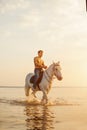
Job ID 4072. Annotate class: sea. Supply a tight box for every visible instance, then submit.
[0,86,87,130]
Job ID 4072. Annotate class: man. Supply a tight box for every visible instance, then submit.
[33,50,47,90]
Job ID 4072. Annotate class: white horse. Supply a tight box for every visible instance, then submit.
[25,62,63,103]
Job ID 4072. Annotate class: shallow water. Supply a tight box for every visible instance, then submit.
[0,87,87,130]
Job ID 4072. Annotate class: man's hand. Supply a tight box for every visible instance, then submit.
[41,65,47,69]
[43,66,47,69]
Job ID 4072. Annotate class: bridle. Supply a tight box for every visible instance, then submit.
[44,64,61,83]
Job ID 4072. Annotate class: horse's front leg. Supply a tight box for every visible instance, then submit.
[42,91,48,104]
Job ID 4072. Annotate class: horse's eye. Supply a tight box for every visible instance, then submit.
[56,68,58,71]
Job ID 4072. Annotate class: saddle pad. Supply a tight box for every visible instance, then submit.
[30,72,43,84]
[30,75,35,83]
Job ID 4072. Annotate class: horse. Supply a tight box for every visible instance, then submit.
[25,62,63,104]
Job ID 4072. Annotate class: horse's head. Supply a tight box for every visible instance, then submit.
[53,62,63,80]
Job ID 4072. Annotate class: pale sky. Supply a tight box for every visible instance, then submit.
[0,0,87,87]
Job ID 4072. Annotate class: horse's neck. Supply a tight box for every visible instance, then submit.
[45,64,54,79]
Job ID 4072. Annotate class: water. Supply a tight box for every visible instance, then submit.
[0,87,87,130]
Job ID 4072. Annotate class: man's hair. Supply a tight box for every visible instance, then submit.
[38,50,43,54]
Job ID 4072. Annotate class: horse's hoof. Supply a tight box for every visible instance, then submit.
[34,95,37,98]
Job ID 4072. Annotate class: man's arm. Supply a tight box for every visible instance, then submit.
[34,57,47,69]
[42,61,47,69]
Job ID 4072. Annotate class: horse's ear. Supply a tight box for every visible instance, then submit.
[52,61,55,64]
[57,61,60,65]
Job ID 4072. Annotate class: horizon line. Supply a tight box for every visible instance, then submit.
[0,86,87,88]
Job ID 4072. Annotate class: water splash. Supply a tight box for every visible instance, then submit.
[0,97,78,106]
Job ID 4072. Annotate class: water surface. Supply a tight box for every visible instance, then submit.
[0,87,87,130]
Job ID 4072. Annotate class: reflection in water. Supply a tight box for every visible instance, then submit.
[0,98,74,130]
[25,105,55,130]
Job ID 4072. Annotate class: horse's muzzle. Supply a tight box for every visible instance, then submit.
[58,76,63,81]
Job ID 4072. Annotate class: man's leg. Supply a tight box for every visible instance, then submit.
[33,69,39,89]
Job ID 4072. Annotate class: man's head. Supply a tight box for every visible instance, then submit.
[38,50,43,57]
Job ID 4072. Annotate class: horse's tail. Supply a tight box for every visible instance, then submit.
[25,82,29,96]
[24,73,33,96]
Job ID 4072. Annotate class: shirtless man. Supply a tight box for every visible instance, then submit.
[33,50,47,89]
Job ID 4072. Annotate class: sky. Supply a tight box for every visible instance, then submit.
[0,0,87,87]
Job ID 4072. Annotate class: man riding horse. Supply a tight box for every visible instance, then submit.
[33,50,47,90]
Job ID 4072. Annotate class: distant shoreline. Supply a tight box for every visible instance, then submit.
[0,86,23,88]
[0,86,87,88]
